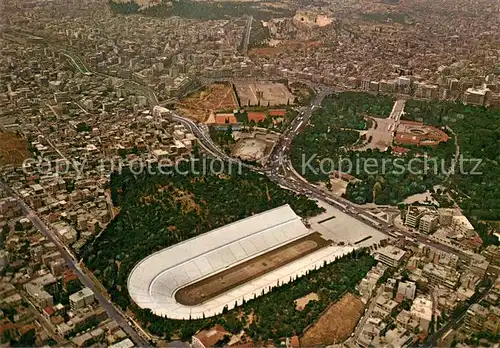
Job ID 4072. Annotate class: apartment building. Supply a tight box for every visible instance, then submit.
[376,246,406,267]
[69,287,95,311]
[419,214,439,234]
[422,263,458,289]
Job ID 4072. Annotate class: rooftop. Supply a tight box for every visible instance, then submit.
[69,287,94,302]
[193,325,230,347]
[377,245,406,261]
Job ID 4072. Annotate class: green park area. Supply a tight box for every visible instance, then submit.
[291,92,500,246]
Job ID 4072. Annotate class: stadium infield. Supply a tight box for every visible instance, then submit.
[175,232,330,306]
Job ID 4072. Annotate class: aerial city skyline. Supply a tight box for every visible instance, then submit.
[0,0,499,347]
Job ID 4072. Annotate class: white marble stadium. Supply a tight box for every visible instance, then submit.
[127,204,354,319]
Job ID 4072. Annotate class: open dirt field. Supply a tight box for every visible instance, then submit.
[175,232,330,306]
[300,293,365,346]
[177,83,238,122]
[234,81,295,107]
[319,178,348,196]
[0,132,31,167]
[295,292,319,310]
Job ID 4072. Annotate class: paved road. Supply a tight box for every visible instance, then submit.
[165,110,257,172]
[0,182,150,347]
[267,89,330,168]
[260,93,467,258]
[445,125,460,180]
[389,99,406,121]
[241,15,253,55]
[62,52,89,74]
[22,291,67,345]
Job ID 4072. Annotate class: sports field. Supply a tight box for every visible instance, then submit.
[175,232,330,305]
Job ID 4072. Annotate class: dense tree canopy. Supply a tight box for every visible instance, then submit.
[290,92,445,205]
[109,0,293,21]
[291,92,499,245]
[108,0,139,14]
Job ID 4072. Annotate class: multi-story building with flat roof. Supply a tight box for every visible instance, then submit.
[375,246,406,267]
[468,254,490,278]
[463,87,490,106]
[465,303,490,332]
[405,207,425,229]
[396,281,416,303]
[410,296,433,332]
[69,287,95,311]
[419,214,439,234]
[452,215,475,237]
[438,208,454,226]
[23,273,58,308]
